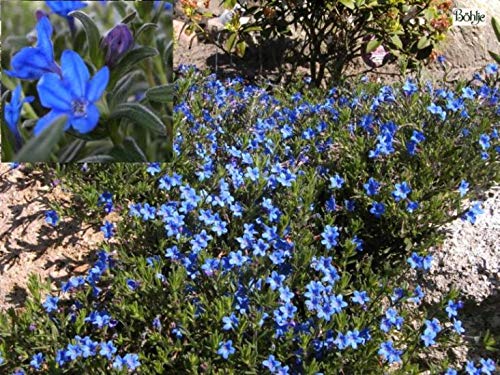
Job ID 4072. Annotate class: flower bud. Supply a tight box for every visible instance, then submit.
[101,23,134,67]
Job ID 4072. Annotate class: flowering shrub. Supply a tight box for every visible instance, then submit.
[182,0,453,84]
[1,0,174,162]
[0,67,499,373]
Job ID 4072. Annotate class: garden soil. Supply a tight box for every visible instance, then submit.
[0,164,102,311]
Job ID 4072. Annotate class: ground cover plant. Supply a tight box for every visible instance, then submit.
[180,0,452,85]
[0,62,499,373]
[1,0,174,162]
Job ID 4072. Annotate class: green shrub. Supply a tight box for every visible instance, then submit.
[183,0,453,84]
[0,67,498,373]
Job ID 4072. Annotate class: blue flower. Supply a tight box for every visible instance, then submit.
[407,252,432,271]
[458,180,469,197]
[402,79,417,96]
[380,308,404,332]
[421,318,442,347]
[351,290,370,305]
[363,177,380,196]
[99,341,117,360]
[329,174,345,189]
[222,313,239,331]
[43,295,59,313]
[262,355,281,372]
[370,201,385,218]
[479,358,496,375]
[485,63,498,75]
[462,201,484,224]
[100,221,115,239]
[321,225,340,250]
[122,353,141,371]
[461,87,476,100]
[4,85,34,148]
[406,201,419,213]
[217,340,236,359]
[146,162,161,175]
[392,182,411,202]
[30,353,44,370]
[35,50,109,136]
[5,16,60,80]
[445,299,463,318]
[479,134,491,150]
[45,1,87,17]
[452,319,465,334]
[378,341,402,363]
[427,103,446,121]
[45,210,59,226]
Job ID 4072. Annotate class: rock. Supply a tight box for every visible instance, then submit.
[433,0,500,78]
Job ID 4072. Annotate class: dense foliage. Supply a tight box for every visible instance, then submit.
[182,0,453,84]
[0,65,498,373]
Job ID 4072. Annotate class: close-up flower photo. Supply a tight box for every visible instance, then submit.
[1,1,174,162]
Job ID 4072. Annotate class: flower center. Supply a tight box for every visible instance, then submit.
[71,99,88,117]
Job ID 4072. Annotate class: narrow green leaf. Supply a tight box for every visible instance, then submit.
[492,17,500,42]
[69,10,103,66]
[109,71,143,109]
[110,47,159,87]
[110,103,166,135]
[135,23,158,40]
[145,84,174,103]
[121,12,137,24]
[225,33,238,52]
[14,115,67,162]
[78,155,115,163]
[489,50,500,64]
[390,35,403,50]
[59,139,86,163]
[366,39,381,53]
[417,36,430,50]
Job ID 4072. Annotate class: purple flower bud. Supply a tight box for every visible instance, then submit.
[101,24,134,67]
[36,9,49,21]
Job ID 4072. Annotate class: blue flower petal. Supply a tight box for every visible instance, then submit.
[34,110,67,136]
[61,50,90,97]
[86,66,110,102]
[36,16,54,62]
[70,103,100,134]
[37,73,73,111]
[9,47,55,80]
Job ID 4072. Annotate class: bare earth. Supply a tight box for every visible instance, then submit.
[0,164,103,311]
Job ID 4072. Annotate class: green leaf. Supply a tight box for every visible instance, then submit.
[391,35,403,50]
[109,70,143,110]
[489,50,500,64]
[492,17,500,42]
[236,40,247,57]
[14,115,67,162]
[59,139,86,163]
[339,0,355,10]
[109,137,147,162]
[121,11,137,24]
[417,36,430,50]
[146,84,174,103]
[110,103,166,135]
[366,39,381,53]
[135,23,158,40]
[225,33,238,52]
[110,47,159,87]
[69,10,103,67]
[78,155,115,163]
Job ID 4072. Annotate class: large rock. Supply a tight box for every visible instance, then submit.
[435,0,500,79]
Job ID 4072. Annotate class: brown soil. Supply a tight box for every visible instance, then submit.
[0,164,102,311]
